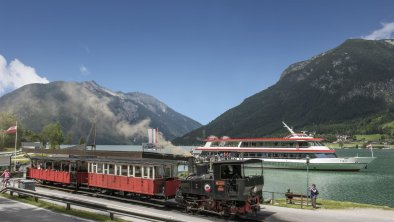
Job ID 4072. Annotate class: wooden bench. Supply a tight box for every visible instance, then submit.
[285,193,309,205]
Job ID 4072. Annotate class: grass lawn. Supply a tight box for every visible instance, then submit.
[270,198,393,210]
[0,193,129,222]
[355,134,384,141]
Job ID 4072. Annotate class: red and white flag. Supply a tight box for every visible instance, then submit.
[5,125,17,134]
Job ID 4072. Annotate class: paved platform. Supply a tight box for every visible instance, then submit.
[262,205,394,222]
[0,196,92,222]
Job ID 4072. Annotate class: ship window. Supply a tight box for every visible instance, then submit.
[315,153,336,158]
[256,153,262,157]
[300,142,308,147]
[211,142,219,146]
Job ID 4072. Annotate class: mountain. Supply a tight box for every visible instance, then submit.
[174,39,394,145]
[0,81,201,144]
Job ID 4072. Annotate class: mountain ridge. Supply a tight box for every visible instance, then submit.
[174,39,394,145]
[0,80,202,144]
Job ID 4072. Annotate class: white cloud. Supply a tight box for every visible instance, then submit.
[0,54,49,94]
[80,65,90,75]
[363,22,394,40]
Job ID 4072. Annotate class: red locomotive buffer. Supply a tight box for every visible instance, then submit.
[28,156,180,198]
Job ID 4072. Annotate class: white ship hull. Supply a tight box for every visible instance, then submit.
[260,156,376,171]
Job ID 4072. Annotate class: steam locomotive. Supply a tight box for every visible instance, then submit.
[176,159,263,216]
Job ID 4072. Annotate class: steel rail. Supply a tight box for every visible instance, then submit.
[1,187,186,222]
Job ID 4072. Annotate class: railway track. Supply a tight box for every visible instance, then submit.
[36,183,167,208]
[34,182,265,222]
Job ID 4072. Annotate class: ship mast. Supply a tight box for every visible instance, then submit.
[282,121,296,136]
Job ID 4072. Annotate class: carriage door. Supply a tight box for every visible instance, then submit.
[70,161,77,185]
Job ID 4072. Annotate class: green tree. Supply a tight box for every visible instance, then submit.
[22,129,41,142]
[79,136,85,145]
[65,132,73,145]
[40,122,64,149]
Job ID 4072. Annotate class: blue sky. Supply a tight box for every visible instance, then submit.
[1,0,394,124]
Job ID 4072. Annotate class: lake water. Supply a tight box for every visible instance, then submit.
[94,145,393,207]
[262,149,394,207]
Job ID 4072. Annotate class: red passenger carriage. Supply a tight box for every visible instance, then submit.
[27,155,181,198]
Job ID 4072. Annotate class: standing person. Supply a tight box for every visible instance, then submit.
[1,169,11,188]
[310,184,319,208]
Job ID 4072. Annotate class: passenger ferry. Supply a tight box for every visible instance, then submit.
[193,122,376,171]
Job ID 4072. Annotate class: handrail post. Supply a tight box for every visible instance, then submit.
[271,192,274,205]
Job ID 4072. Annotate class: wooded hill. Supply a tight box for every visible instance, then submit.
[174,39,394,145]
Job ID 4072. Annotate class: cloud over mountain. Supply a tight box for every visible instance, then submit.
[363,22,394,40]
[0,55,49,94]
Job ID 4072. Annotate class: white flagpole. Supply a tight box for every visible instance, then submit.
[14,121,18,168]
[370,144,374,157]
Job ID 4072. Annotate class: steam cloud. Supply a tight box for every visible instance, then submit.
[0,55,49,94]
[363,22,394,40]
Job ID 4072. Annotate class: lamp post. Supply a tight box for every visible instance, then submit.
[306,155,310,207]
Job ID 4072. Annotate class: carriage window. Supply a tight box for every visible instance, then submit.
[135,166,141,177]
[54,161,61,171]
[103,164,109,174]
[150,167,154,179]
[128,166,134,177]
[63,163,70,172]
[143,166,149,178]
[164,166,172,178]
[97,163,103,174]
[45,162,52,169]
[108,164,114,175]
[173,165,178,177]
[154,166,164,178]
[115,165,122,176]
[91,163,97,173]
[121,165,128,176]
